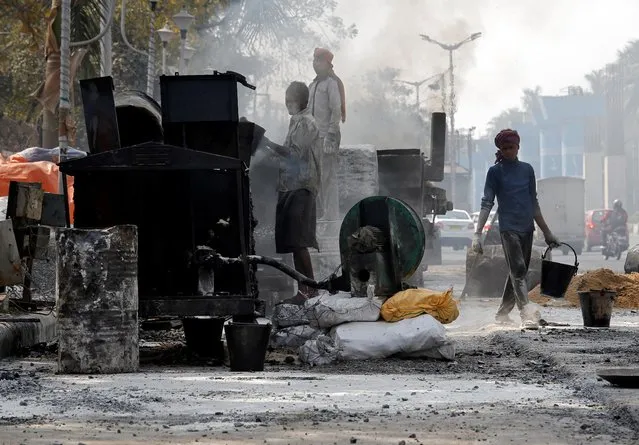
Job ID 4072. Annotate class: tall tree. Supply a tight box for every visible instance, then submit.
[187,0,357,95]
[342,68,428,148]
[617,40,639,117]
[486,108,523,136]
[585,69,605,95]
[520,86,542,122]
[1,0,356,147]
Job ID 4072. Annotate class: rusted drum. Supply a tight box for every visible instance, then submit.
[56,225,138,374]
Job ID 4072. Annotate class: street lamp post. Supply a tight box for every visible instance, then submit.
[396,72,447,149]
[173,8,195,74]
[157,23,175,74]
[419,32,482,205]
[146,0,158,96]
[183,45,196,74]
[397,78,429,115]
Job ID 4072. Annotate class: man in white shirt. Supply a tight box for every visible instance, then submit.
[308,47,345,221]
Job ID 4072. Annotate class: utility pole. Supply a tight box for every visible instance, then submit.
[420,32,482,206]
[58,0,71,194]
[146,0,158,97]
[467,127,476,211]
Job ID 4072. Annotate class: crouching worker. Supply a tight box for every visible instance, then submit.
[472,129,561,329]
[263,81,323,306]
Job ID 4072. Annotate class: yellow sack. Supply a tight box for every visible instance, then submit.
[380,288,459,324]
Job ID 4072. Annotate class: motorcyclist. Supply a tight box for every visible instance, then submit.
[601,199,628,249]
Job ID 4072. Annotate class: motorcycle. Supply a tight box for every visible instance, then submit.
[602,229,627,260]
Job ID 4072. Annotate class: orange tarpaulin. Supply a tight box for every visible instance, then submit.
[0,154,74,222]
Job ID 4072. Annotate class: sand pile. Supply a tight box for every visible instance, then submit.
[529,268,639,309]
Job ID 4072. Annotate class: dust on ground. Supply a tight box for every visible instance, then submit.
[1,301,639,444]
[529,268,639,309]
[1,329,639,445]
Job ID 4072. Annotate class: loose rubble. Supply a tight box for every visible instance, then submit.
[529,268,639,308]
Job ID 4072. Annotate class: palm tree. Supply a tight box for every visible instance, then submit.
[193,0,357,87]
[521,86,542,122]
[585,69,605,95]
[487,108,524,135]
[618,40,639,118]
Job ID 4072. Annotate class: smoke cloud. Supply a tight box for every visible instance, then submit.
[332,0,639,134]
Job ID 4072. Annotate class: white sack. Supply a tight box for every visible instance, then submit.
[298,335,338,366]
[271,303,311,329]
[331,315,455,361]
[304,291,383,329]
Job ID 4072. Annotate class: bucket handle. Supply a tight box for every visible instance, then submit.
[542,242,580,268]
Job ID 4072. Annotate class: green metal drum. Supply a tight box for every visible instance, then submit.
[339,196,426,295]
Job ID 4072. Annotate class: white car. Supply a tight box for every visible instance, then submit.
[435,209,475,250]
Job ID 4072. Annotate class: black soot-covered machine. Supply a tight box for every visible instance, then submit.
[60,73,451,324]
[62,73,265,321]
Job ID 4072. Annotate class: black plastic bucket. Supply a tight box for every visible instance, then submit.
[224,322,272,372]
[182,317,225,358]
[578,290,616,328]
[540,243,579,298]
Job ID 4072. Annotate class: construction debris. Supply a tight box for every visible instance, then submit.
[529,268,639,309]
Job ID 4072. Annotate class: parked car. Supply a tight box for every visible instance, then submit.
[435,209,475,250]
[471,210,497,233]
[585,209,611,251]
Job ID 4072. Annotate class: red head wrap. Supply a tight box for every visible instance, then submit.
[493,129,520,164]
[494,129,520,148]
[314,47,334,64]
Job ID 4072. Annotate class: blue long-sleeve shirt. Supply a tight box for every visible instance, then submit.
[480,159,538,233]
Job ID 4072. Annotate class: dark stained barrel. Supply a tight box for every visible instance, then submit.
[56,225,138,374]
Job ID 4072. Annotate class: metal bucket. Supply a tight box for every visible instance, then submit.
[182,317,225,359]
[224,322,272,372]
[540,243,579,298]
[578,290,616,328]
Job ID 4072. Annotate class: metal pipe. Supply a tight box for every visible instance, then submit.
[71,0,115,47]
[195,249,340,291]
[120,0,147,57]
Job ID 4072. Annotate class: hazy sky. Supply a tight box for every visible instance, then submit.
[333,0,639,135]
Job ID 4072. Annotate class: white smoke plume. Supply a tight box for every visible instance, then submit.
[333,0,639,134]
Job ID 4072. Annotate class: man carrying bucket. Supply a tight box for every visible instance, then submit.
[472,129,561,329]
